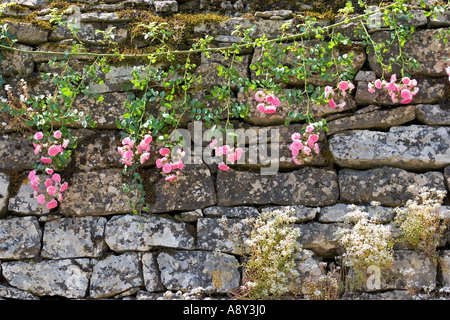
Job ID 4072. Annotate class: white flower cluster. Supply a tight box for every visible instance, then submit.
[238,208,302,299]
[157,286,215,300]
[393,187,446,257]
[335,205,394,272]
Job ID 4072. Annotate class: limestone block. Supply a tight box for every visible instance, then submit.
[216,167,339,207]
[296,222,340,258]
[260,205,318,223]
[0,216,42,259]
[0,173,9,216]
[203,206,259,219]
[41,216,108,259]
[141,252,165,292]
[1,258,92,298]
[157,250,240,293]
[0,135,39,171]
[89,252,143,299]
[329,125,450,171]
[416,104,450,126]
[339,166,445,207]
[105,214,195,252]
[3,21,48,45]
[0,284,39,300]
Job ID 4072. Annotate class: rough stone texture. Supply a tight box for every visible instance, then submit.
[146,164,216,213]
[260,205,318,223]
[157,250,240,293]
[429,10,450,27]
[0,284,40,300]
[61,169,141,216]
[329,125,450,171]
[318,203,395,224]
[326,105,416,135]
[416,104,450,126]
[8,177,50,215]
[3,20,49,45]
[1,258,92,298]
[89,252,143,299]
[0,44,34,77]
[141,252,165,292]
[296,222,340,259]
[154,0,178,13]
[445,166,450,192]
[197,217,251,254]
[49,22,128,45]
[41,216,107,259]
[367,29,450,77]
[216,167,339,207]
[0,173,9,216]
[289,250,323,295]
[442,251,450,286]
[0,135,40,171]
[339,166,445,207]
[203,206,259,219]
[105,214,195,252]
[180,208,203,222]
[0,216,42,259]
[355,79,446,105]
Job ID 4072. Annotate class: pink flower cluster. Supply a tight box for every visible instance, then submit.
[368,74,419,104]
[446,66,450,81]
[210,139,243,171]
[324,81,355,109]
[255,90,280,114]
[28,169,68,210]
[289,124,320,165]
[156,147,185,181]
[118,135,152,167]
[33,130,70,164]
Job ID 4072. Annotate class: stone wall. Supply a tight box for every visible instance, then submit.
[0,0,450,300]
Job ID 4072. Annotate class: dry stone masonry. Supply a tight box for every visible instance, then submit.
[0,0,449,300]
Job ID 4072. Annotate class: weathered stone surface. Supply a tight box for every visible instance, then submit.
[197,217,251,254]
[72,92,129,129]
[442,250,450,286]
[0,216,41,259]
[416,104,450,126]
[203,206,259,219]
[445,167,450,192]
[0,173,9,215]
[260,205,318,223]
[429,10,450,27]
[0,135,39,171]
[367,29,450,77]
[154,0,178,13]
[339,166,445,207]
[318,203,395,224]
[289,250,323,295]
[89,64,147,93]
[49,22,128,45]
[90,252,143,299]
[216,167,339,207]
[180,208,203,222]
[41,216,107,259]
[296,222,339,258]
[3,20,49,45]
[356,79,446,105]
[326,105,416,135]
[329,125,450,171]
[345,290,413,300]
[255,10,293,19]
[157,250,240,293]
[73,131,121,171]
[105,214,195,252]
[250,41,365,87]
[238,88,356,126]
[8,176,50,215]
[146,164,216,213]
[141,252,165,292]
[2,258,91,298]
[0,44,34,77]
[61,169,141,216]
[0,284,40,300]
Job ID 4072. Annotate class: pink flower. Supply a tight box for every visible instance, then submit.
[209,139,218,149]
[264,106,277,114]
[162,163,172,174]
[390,74,397,83]
[143,134,152,145]
[386,82,398,91]
[292,157,302,165]
[34,132,43,140]
[291,132,301,140]
[36,194,46,204]
[303,146,311,154]
[177,160,184,171]
[402,77,411,85]
[28,170,36,179]
[257,103,266,113]
[446,66,450,80]
[121,158,132,166]
[218,162,230,171]
[314,143,320,154]
[328,99,337,109]
[34,144,42,154]
[337,101,347,108]
[338,81,349,91]
[48,145,62,156]
[235,148,243,160]
[45,168,54,175]
[122,137,134,148]
[159,148,170,156]
[307,134,319,144]
[139,140,150,152]
[266,94,280,107]
[124,150,133,160]
[46,199,58,210]
[47,185,57,196]
[53,130,62,139]
[62,139,70,149]
[368,83,376,93]
[156,158,163,168]
[41,157,52,164]
[305,125,314,133]
[401,98,412,104]
[227,153,237,163]
[291,148,299,157]
[374,79,382,89]
[165,174,177,181]
[60,182,68,192]
[324,86,334,99]
[290,140,303,150]
[222,145,231,154]
[52,173,61,183]
[255,90,266,102]
[44,178,53,188]
[401,89,412,101]
[140,152,150,165]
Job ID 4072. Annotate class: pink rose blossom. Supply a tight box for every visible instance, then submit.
[143,134,152,145]
[374,79,382,89]
[337,101,347,108]
[122,137,134,148]
[291,148,299,157]
[53,130,62,139]
[402,77,411,85]
[52,173,61,183]
[177,160,184,171]
[139,141,150,152]
[159,148,170,156]
[314,143,320,154]
[34,144,42,154]
[46,199,58,210]
[124,150,133,160]
[62,139,70,149]
[291,132,301,140]
[305,125,314,133]
[324,86,333,99]
[28,170,36,179]
[264,106,277,114]
[292,157,302,165]
[41,157,52,164]
[60,182,68,192]
[255,90,266,102]
[227,153,237,163]
[36,194,46,204]
[368,83,376,93]
[45,168,54,175]
[165,174,177,181]
[290,140,303,150]
[308,134,319,144]
[266,94,280,107]
[140,152,150,165]
[121,158,132,166]
[44,179,53,188]
[218,162,230,171]
[401,89,412,100]
[34,132,43,140]
[390,74,397,83]
[48,145,61,156]
[47,185,57,195]
[328,99,337,109]
[235,148,243,160]
[156,158,163,168]
[338,81,349,91]
[162,163,172,174]
[257,103,266,113]
[303,146,311,154]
